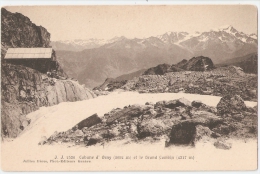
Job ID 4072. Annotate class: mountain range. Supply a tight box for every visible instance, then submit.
[54,25,257,88]
[50,36,127,51]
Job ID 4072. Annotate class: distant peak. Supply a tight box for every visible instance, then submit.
[166,31,172,35]
[211,25,237,33]
[219,25,234,30]
[110,36,127,41]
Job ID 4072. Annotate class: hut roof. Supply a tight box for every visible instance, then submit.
[4,48,52,59]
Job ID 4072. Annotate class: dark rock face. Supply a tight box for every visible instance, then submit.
[217,95,247,115]
[191,100,203,108]
[175,59,188,68]
[234,54,257,74]
[169,121,197,145]
[143,64,183,75]
[76,114,102,130]
[219,52,258,74]
[1,8,50,58]
[178,56,214,71]
[169,111,222,145]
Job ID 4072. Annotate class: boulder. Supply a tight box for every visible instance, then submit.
[217,95,247,115]
[106,105,150,125]
[164,98,191,109]
[169,111,222,145]
[214,140,232,150]
[145,102,154,105]
[138,119,171,138]
[143,64,182,75]
[76,114,102,130]
[169,121,197,145]
[232,113,244,121]
[194,125,212,142]
[74,130,84,137]
[191,111,223,126]
[211,132,221,138]
[191,100,204,108]
[86,138,99,146]
[212,124,236,135]
[155,100,167,107]
[178,98,192,106]
[178,56,214,71]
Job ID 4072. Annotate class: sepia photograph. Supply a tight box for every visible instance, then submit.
[0,4,258,171]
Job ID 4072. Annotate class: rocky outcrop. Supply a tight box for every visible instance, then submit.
[143,64,183,75]
[177,56,214,71]
[216,95,247,115]
[96,56,215,92]
[119,66,257,101]
[175,59,188,68]
[1,63,96,138]
[97,56,256,101]
[43,98,194,146]
[75,114,102,130]
[214,95,257,138]
[44,96,257,148]
[1,8,50,58]
[1,8,96,138]
[169,111,223,145]
[1,8,67,77]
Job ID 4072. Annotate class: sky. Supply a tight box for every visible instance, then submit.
[5,5,258,41]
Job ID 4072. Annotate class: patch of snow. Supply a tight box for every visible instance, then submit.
[1,92,257,171]
[14,92,258,144]
[199,36,208,42]
[240,37,247,42]
[249,34,257,39]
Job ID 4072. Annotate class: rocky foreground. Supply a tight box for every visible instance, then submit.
[43,94,257,150]
[95,55,257,103]
[99,66,257,102]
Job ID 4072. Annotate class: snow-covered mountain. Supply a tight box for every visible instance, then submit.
[51,36,128,51]
[157,25,257,45]
[55,25,257,88]
[51,25,257,53]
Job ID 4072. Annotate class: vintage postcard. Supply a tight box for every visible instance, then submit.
[1,5,258,171]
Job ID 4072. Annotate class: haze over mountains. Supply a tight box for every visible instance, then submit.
[53,25,257,88]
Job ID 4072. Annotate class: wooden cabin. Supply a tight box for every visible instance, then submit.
[4,48,58,73]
